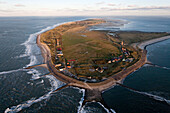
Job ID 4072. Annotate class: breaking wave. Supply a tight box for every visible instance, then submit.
[27,69,42,80]
[20,22,66,80]
[0,68,26,75]
[136,91,170,105]
[98,102,116,113]
[4,22,68,112]
[5,75,63,113]
[4,18,99,113]
[77,88,85,113]
[125,87,170,105]
[5,91,53,113]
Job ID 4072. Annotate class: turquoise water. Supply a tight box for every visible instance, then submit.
[0,16,170,113]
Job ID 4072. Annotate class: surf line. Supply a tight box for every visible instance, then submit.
[116,82,170,105]
[0,68,27,75]
[145,62,170,70]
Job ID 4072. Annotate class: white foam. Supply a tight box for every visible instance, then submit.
[98,102,116,113]
[139,91,170,105]
[5,91,53,113]
[36,79,44,85]
[5,18,96,113]
[27,69,41,80]
[129,89,170,105]
[5,75,63,113]
[45,75,63,90]
[0,68,25,75]
[77,88,85,113]
[21,23,63,67]
[20,21,72,80]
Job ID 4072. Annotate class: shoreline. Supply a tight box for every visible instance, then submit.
[36,29,147,92]
[138,35,170,49]
[35,19,170,90]
[36,31,170,91]
[35,19,170,107]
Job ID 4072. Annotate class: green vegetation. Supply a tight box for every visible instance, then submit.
[40,19,169,80]
[116,31,169,44]
[62,31,120,64]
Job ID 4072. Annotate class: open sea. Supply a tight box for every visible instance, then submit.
[0,16,170,113]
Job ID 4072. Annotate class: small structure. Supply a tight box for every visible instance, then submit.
[122,59,126,62]
[57,47,62,51]
[126,58,134,62]
[59,66,65,71]
[96,67,104,73]
[68,59,76,62]
[55,64,62,67]
[57,51,63,56]
[112,59,115,63]
[128,58,134,62]
[121,41,124,46]
[108,60,112,64]
[66,63,71,69]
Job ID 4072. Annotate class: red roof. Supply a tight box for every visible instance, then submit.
[57,48,62,51]
[68,59,76,62]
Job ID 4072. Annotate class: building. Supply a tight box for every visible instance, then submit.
[57,51,63,56]
[96,67,104,73]
[59,66,65,71]
[55,64,62,67]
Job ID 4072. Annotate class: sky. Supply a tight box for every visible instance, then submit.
[0,0,170,16]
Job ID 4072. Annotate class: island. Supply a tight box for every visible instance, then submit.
[27,19,170,112]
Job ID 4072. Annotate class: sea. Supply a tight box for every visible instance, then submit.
[0,16,170,113]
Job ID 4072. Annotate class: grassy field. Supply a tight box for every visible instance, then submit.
[62,30,121,64]
[116,31,169,44]
[40,19,169,80]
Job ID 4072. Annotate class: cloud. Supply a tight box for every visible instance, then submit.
[96,1,105,5]
[128,6,170,10]
[127,5,138,7]
[108,3,116,6]
[0,9,15,12]
[100,6,170,11]
[0,2,6,4]
[14,4,25,7]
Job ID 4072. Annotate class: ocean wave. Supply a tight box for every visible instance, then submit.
[45,75,64,90]
[15,54,28,58]
[139,91,170,105]
[6,19,93,113]
[21,24,62,66]
[27,69,42,80]
[80,102,116,113]
[0,68,26,75]
[5,75,63,113]
[4,22,71,112]
[128,89,170,105]
[77,88,85,113]
[5,91,53,113]
[98,102,116,113]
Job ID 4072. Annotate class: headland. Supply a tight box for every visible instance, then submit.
[31,18,170,112]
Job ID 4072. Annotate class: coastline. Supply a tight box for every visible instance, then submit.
[35,19,170,108]
[36,34,147,92]
[35,19,170,91]
[138,35,170,49]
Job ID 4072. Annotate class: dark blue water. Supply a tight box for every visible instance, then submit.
[0,16,170,113]
[117,16,170,32]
